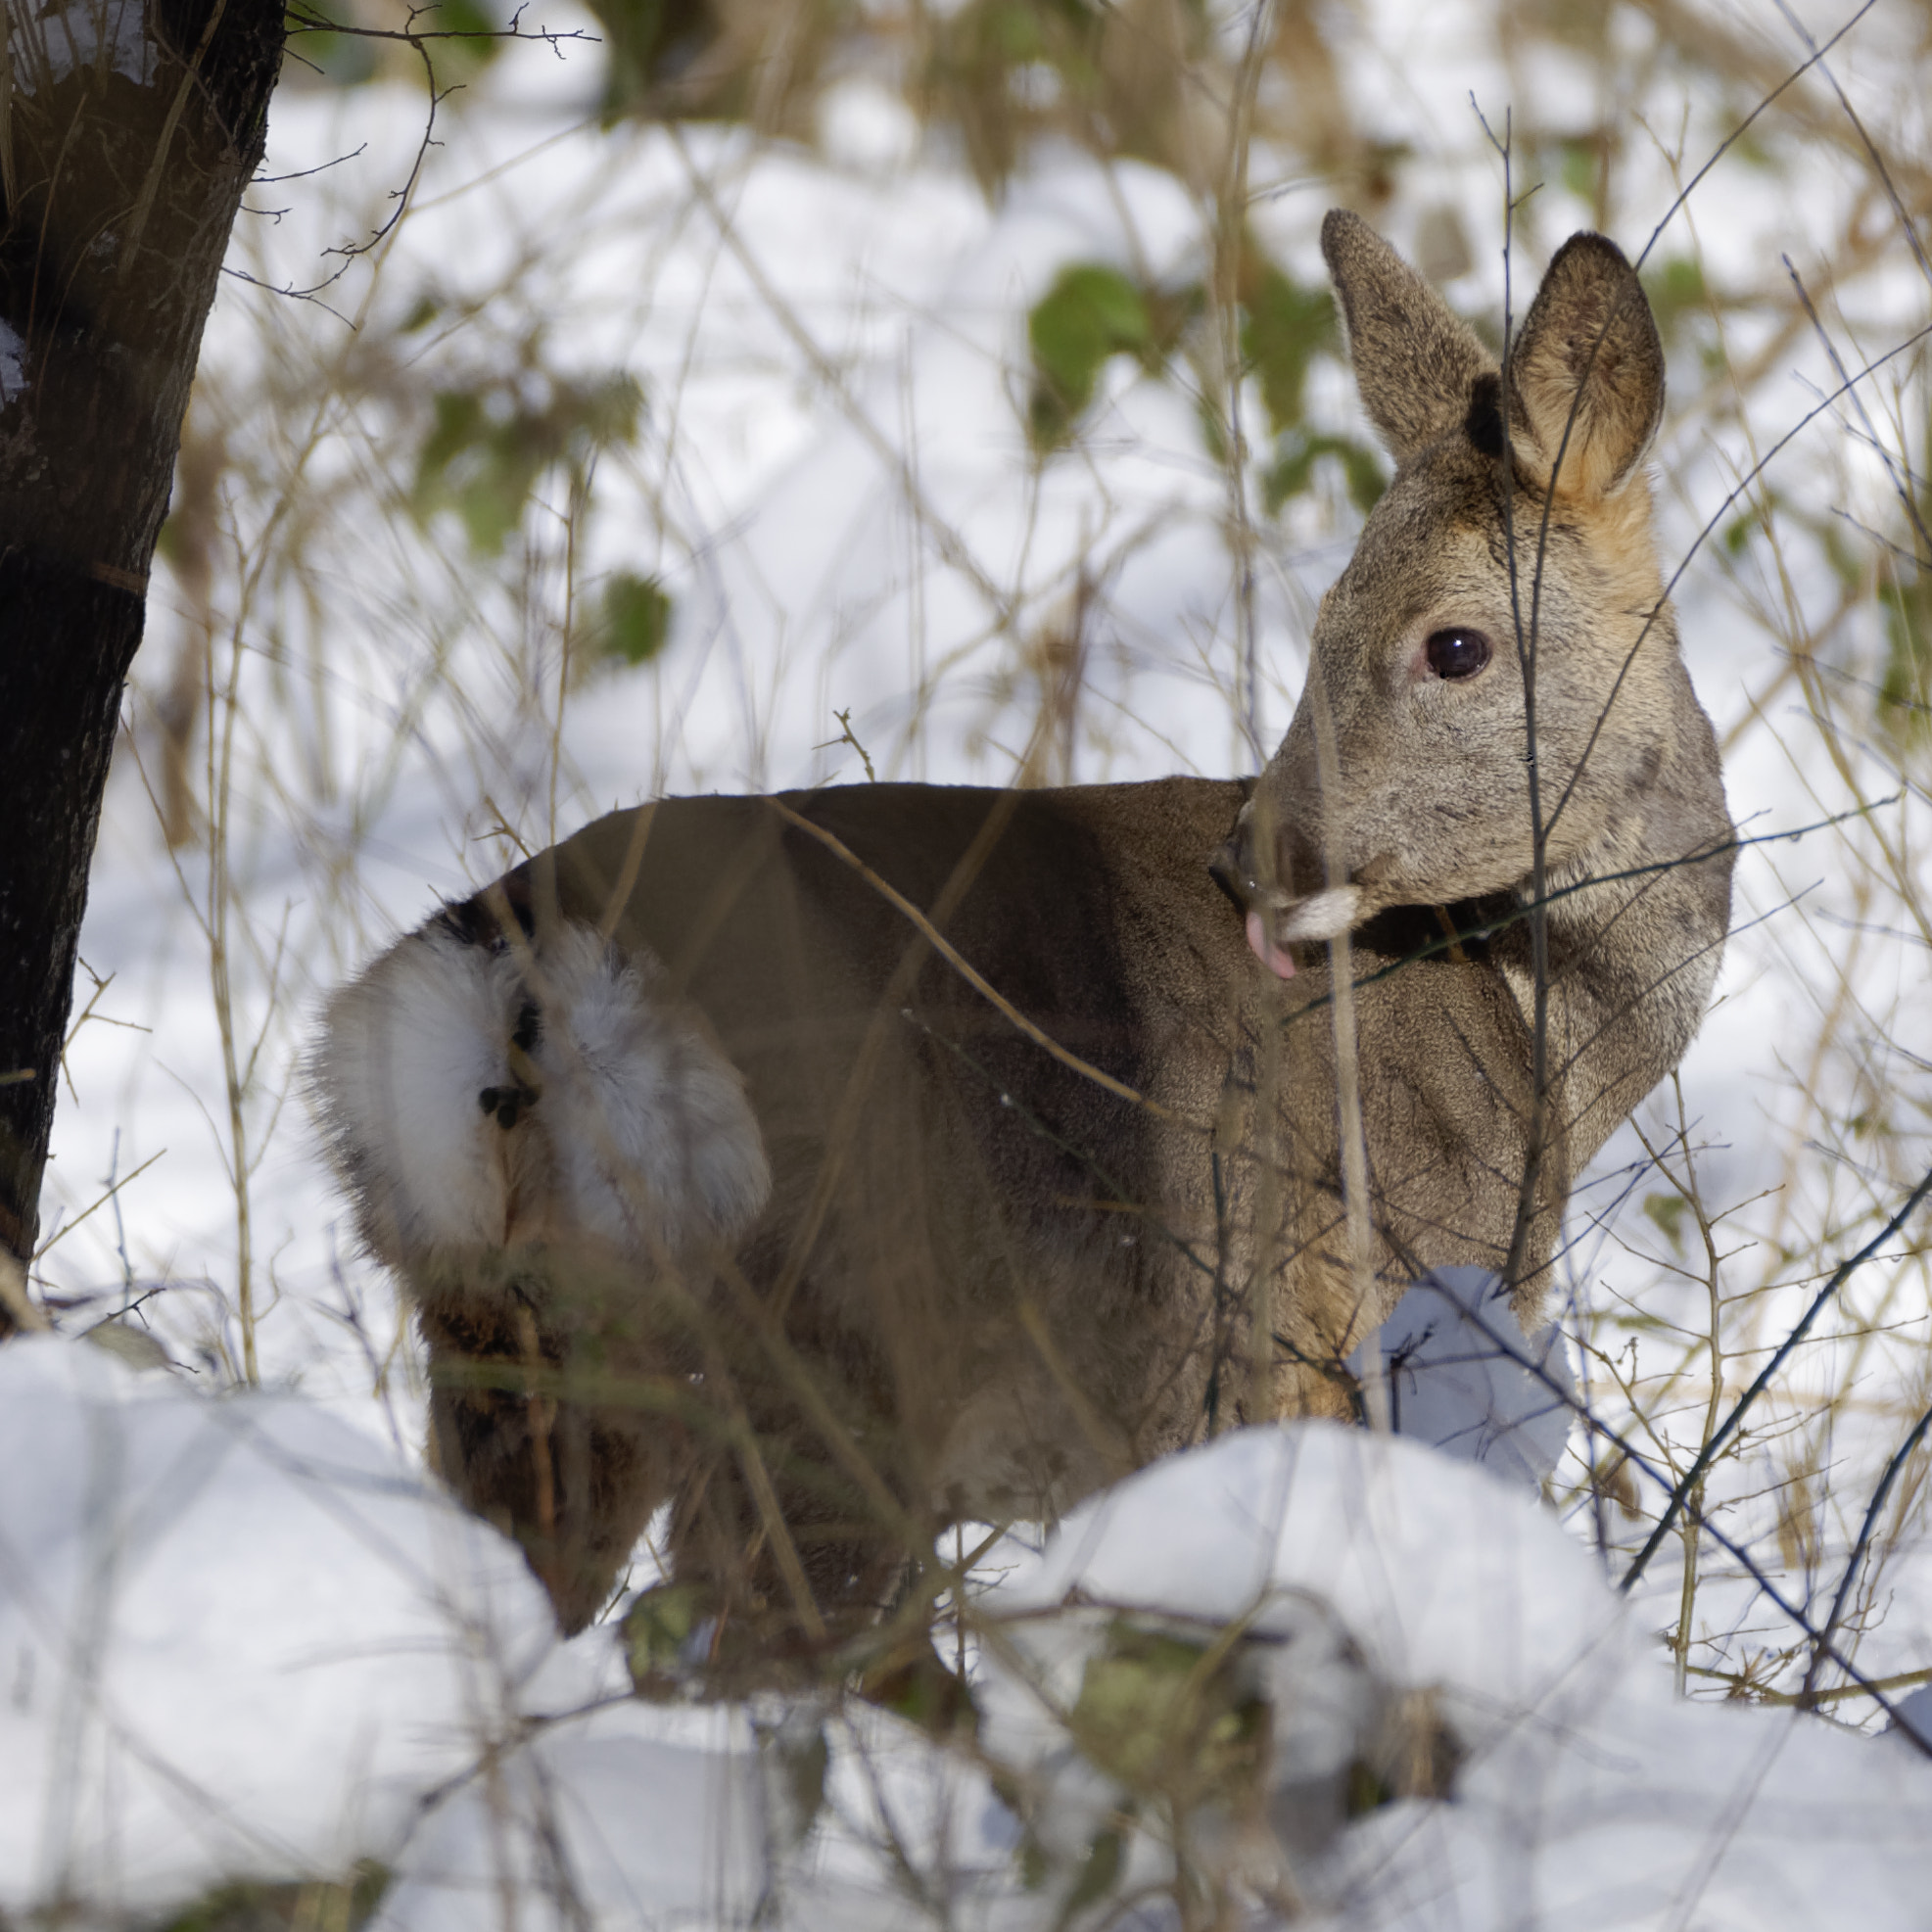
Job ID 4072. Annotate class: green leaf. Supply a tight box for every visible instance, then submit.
[1069,1619,1266,1803]
[284,0,500,84]
[434,0,498,42]
[596,572,673,667]
[1241,263,1335,436]
[1880,571,1932,747]
[1019,1832,1053,1891]
[1642,1190,1687,1255]
[1262,428,1385,516]
[161,1863,389,1931]
[587,0,756,119]
[1343,1756,1397,1817]
[1073,1623,1205,1787]
[426,0,502,74]
[411,370,645,556]
[925,0,1109,189]
[623,1580,705,1682]
[283,17,382,85]
[1640,257,1707,346]
[1056,1826,1125,1925]
[1027,263,1151,449]
[1558,136,1609,206]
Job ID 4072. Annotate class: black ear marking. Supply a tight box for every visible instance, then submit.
[435,878,541,956]
[1464,371,1505,459]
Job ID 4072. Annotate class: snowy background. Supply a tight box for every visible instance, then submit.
[8,0,1932,1919]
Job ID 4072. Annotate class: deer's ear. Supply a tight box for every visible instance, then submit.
[1506,232,1664,500]
[1321,208,1496,466]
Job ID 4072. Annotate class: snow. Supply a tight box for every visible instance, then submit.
[1352,1267,1579,1492]
[0,1335,590,1921]
[8,0,1932,1918]
[370,1704,770,1931]
[9,1333,1926,1928]
[816,77,924,173]
[1004,1427,1629,1745]
[980,1429,1932,1930]
[20,0,157,86]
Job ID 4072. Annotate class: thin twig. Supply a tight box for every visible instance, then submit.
[1622,1164,1932,1591]
[763,794,1173,1121]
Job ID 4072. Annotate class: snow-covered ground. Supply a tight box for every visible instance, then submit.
[11,0,1932,1918]
[9,1312,1932,1927]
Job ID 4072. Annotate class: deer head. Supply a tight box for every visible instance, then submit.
[1227,211,1678,974]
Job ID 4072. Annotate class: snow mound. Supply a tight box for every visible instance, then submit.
[5,1337,1929,1930]
[380,1428,1932,1930]
[0,1336,598,1921]
[978,1428,1932,1929]
[369,1701,771,1932]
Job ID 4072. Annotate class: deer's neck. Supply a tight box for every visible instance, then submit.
[1493,703,1734,1173]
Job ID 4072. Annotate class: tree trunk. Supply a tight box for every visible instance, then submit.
[0,0,285,1298]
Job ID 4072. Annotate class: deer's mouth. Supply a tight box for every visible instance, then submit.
[1242,888,1368,978]
[1210,822,1372,980]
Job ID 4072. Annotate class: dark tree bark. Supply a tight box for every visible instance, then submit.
[0,0,286,1296]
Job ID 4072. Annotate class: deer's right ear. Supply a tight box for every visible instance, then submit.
[1321,209,1496,466]
[1505,231,1664,501]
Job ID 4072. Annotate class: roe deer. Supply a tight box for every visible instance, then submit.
[312,212,1733,1654]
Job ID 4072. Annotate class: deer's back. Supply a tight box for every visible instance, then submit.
[500,780,1548,1477]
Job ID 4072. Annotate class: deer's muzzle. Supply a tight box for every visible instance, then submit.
[1210,804,1365,979]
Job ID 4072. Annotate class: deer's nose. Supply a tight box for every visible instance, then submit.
[1208,832,1251,913]
[1210,797,1323,909]
[1210,809,1301,978]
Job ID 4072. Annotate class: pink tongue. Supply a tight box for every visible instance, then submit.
[1246,910,1296,980]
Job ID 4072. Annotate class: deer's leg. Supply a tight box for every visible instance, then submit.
[654,1315,924,1680]
[1262,1232,1398,1425]
[420,1280,698,1633]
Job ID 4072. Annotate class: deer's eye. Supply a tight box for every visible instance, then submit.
[1425,628,1492,681]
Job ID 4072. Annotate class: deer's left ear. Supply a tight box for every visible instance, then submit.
[1507,232,1664,501]
[1322,208,1495,466]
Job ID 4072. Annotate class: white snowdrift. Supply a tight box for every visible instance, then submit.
[1352,1264,1579,1490]
[983,1427,1932,1930]
[0,1335,598,1920]
[375,1300,1932,1931]
[4,1327,1929,1929]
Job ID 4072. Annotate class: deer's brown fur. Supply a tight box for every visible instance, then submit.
[312,212,1732,1649]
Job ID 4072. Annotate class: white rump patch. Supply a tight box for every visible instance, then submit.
[311,923,525,1265]
[311,918,770,1279]
[524,924,771,1259]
